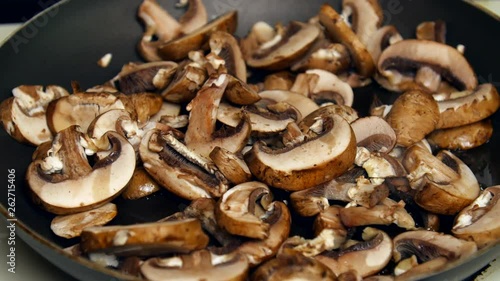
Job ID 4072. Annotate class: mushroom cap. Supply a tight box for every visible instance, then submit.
[427,119,493,150]
[452,186,500,249]
[436,83,500,129]
[318,4,375,77]
[245,113,357,191]
[80,218,210,256]
[27,129,136,215]
[157,11,238,61]
[378,39,477,91]
[141,250,249,281]
[386,89,440,147]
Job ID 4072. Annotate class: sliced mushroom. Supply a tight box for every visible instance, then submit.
[209,31,247,83]
[452,186,500,249]
[342,0,384,46]
[393,230,477,264]
[385,89,440,147]
[216,181,273,239]
[160,62,207,103]
[246,21,321,70]
[315,227,393,278]
[403,145,480,215]
[138,0,182,42]
[377,39,478,92]
[313,205,348,237]
[263,71,296,91]
[250,251,337,281]
[111,61,178,94]
[209,147,252,185]
[177,0,208,35]
[121,166,161,200]
[185,74,252,158]
[0,85,68,145]
[46,92,126,133]
[224,74,261,105]
[394,256,448,281]
[291,69,354,107]
[141,250,248,281]
[157,11,238,61]
[291,41,352,74]
[27,126,136,214]
[436,83,500,129]
[258,90,320,121]
[245,110,357,191]
[427,119,493,150]
[339,198,416,230]
[139,127,229,200]
[365,25,403,64]
[318,4,375,77]
[281,226,347,258]
[416,20,446,43]
[50,203,117,239]
[80,218,209,256]
[351,116,396,153]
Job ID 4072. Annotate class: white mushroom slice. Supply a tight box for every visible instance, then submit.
[216,181,273,239]
[140,128,229,200]
[258,90,319,121]
[50,203,117,239]
[27,127,136,215]
[452,186,500,249]
[245,112,357,191]
[80,218,209,256]
[340,198,416,230]
[46,92,125,133]
[378,39,478,92]
[403,145,480,215]
[436,83,500,129]
[351,116,396,153]
[246,21,321,70]
[0,85,68,145]
[315,227,393,278]
[342,0,384,46]
[141,250,248,281]
[319,4,375,77]
[250,251,337,281]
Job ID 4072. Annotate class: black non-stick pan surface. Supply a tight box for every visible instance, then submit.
[0,0,499,280]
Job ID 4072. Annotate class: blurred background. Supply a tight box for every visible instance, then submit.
[0,0,62,23]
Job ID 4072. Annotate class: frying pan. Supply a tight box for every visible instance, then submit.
[0,0,499,280]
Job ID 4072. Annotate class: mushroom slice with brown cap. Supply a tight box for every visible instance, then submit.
[351,116,396,153]
[209,146,252,185]
[452,185,500,249]
[121,166,161,200]
[240,21,278,61]
[245,111,357,191]
[403,145,480,215]
[291,41,352,74]
[177,0,208,34]
[127,92,164,125]
[138,0,182,43]
[393,230,477,265]
[224,74,261,105]
[0,85,68,145]
[436,83,500,129]
[139,128,229,200]
[313,205,348,237]
[209,31,247,83]
[427,119,493,150]
[319,4,375,77]
[365,25,403,64]
[340,198,416,230]
[185,74,251,158]
[357,151,407,185]
[416,20,446,43]
[46,92,126,133]
[161,62,207,103]
[141,250,248,281]
[250,252,337,281]
[80,218,209,256]
[281,226,347,257]
[216,181,273,239]
[157,11,238,61]
[315,227,393,278]
[246,21,321,70]
[258,90,319,121]
[217,201,291,266]
[385,89,440,147]
[111,61,178,94]
[50,203,117,239]
[377,39,478,92]
[291,69,354,107]
[263,71,296,91]
[342,0,384,46]
[27,126,136,215]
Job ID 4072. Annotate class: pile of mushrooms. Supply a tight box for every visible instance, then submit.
[1,0,499,280]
